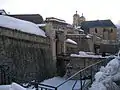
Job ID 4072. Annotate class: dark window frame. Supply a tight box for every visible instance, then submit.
[95,28,97,33]
[111,29,113,33]
[103,28,106,32]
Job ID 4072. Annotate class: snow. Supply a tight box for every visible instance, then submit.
[0,85,11,90]
[86,35,91,39]
[0,15,46,37]
[75,26,84,32]
[46,18,66,23]
[40,77,90,90]
[0,10,6,15]
[86,52,95,55]
[79,51,88,55]
[89,51,120,90]
[37,24,46,27]
[66,24,73,28]
[10,83,26,90]
[0,83,27,90]
[71,51,107,59]
[79,29,84,32]
[75,26,81,29]
[96,36,101,39]
[66,39,77,45]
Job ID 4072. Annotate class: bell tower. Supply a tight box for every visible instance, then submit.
[79,13,86,25]
[73,11,80,27]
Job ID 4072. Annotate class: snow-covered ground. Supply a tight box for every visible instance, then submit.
[0,78,89,90]
[0,15,46,37]
[0,83,28,90]
[40,77,90,90]
[89,52,120,90]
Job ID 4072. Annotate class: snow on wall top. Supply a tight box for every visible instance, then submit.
[0,15,46,37]
[71,51,107,59]
[66,39,77,45]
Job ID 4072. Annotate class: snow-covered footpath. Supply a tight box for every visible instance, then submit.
[89,53,120,90]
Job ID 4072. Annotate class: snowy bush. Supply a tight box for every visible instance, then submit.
[89,55,120,90]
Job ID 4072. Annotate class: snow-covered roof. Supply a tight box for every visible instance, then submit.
[88,34,93,37]
[0,15,46,37]
[79,29,84,32]
[96,36,101,39]
[66,39,77,45]
[37,24,46,27]
[0,10,7,15]
[70,53,107,59]
[46,17,67,24]
[79,51,88,55]
[86,35,91,39]
[75,26,81,29]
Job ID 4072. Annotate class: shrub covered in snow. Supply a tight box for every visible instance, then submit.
[89,54,120,90]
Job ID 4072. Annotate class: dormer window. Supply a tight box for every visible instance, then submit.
[95,28,97,33]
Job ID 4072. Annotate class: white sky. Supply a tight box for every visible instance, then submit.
[0,0,120,24]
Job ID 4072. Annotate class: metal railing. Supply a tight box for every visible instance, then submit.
[29,57,111,90]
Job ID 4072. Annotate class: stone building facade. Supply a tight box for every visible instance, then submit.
[81,20,118,54]
[0,27,56,83]
[45,17,78,58]
[72,10,118,54]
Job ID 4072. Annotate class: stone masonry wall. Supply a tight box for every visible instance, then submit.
[0,27,56,83]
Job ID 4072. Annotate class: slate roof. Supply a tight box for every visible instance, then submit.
[9,14,44,24]
[81,20,116,31]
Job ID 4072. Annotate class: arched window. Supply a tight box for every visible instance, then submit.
[103,28,106,32]
[111,29,113,33]
[95,28,97,33]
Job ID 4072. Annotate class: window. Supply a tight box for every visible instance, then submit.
[95,28,97,33]
[111,29,113,33]
[103,28,106,32]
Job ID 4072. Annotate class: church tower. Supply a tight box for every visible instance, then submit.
[79,13,86,25]
[73,11,80,27]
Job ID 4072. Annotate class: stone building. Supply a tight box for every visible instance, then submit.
[45,17,78,57]
[81,20,118,54]
[72,11,118,54]
[0,15,56,84]
[44,17,79,76]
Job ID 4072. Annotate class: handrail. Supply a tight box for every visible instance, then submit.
[39,83,57,88]
[30,57,111,90]
[56,60,104,88]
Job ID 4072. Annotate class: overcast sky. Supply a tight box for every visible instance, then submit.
[0,0,120,24]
